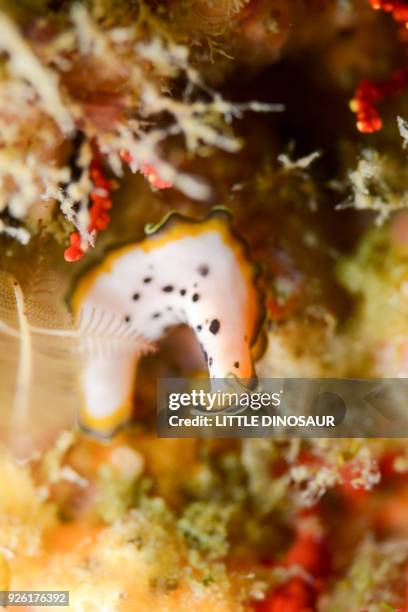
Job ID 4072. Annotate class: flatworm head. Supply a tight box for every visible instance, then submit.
[71,209,264,437]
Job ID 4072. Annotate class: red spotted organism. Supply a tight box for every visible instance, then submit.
[351,0,408,133]
[64,146,173,263]
[64,142,114,263]
[71,210,263,437]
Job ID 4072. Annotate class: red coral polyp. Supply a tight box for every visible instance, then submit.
[351,1,408,133]
[255,577,315,612]
[369,0,408,23]
[64,147,174,263]
[64,144,113,263]
[141,164,173,190]
[254,511,330,612]
[120,150,173,190]
[64,231,84,263]
[351,69,408,133]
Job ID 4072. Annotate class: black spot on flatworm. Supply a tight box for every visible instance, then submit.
[198,265,209,276]
[234,362,239,368]
[162,285,173,292]
[132,293,140,301]
[180,289,186,296]
[197,325,202,331]
[209,357,213,367]
[209,319,220,335]
[143,277,152,284]
[152,312,161,319]
[192,293,199,302]
[124,315,131,323]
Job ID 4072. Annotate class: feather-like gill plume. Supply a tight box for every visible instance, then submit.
[9,274,32,431]
[0,270,154,455]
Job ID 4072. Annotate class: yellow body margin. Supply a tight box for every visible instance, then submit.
[79,394,134,438]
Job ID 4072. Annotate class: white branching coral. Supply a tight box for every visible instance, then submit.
[0,4,280,254]
[0,13,74,134]
[289,445,380,506]
[325,537,408,612]
[397,115,408,145]
[343,118,408,223]
[342,147,408,223]
[0,221,30,246]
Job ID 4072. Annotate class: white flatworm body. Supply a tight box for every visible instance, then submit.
[71,210,263,437]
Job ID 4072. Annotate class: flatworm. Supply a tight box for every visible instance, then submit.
[71,209,264,437]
